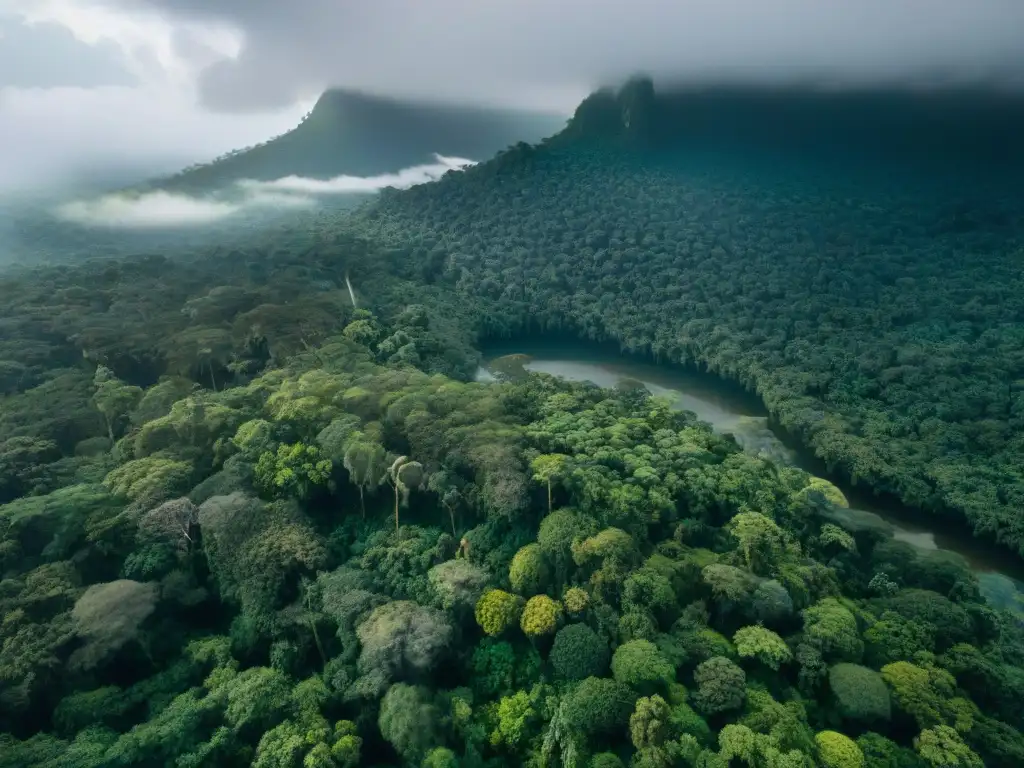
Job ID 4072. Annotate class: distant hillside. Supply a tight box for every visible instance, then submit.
[559,76,1024,175]
[152,90,568,192]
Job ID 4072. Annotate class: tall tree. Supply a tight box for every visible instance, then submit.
[343,440,387,518]
[92,365,143,442]
[386,455,425,535]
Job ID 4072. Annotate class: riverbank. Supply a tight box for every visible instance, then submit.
[476,338,1024,609]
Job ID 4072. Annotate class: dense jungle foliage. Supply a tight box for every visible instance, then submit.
[345,85,1024,557]
[2,81,1024,767]
[2,234,1024,768]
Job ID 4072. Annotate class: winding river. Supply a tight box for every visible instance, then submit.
[476,339,1024,610]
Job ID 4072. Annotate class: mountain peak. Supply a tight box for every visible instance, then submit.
[562,75,658,143]
[147,90,567,194]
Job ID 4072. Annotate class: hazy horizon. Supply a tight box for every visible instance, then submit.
[3,0,1024,192]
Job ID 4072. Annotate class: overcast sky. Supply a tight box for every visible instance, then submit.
[2,0,1024,192]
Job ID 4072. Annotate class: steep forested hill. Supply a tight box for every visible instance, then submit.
[347,81,1024,556]
[150,89,567,193]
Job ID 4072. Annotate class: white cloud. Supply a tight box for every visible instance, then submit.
[53,154,476,228]
[0,83,311,191]
[56,190,244,227]
[6,0,239,88]
[239,154,477,194]
[243,190,317,208]
[88,0,1024,112]
[0,0,300,192]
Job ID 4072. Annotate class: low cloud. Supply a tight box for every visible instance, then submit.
[54,154,476,228]
[96,0,1024,113]
[56,190,244,227]
[239,154,476,195]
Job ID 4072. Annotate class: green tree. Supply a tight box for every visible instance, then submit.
[254,442,332,500]
[702,564,759,611]
[198,493,326,621]
[829,664,891,724]
[92,366,143,442]
[880,661,956,730]
[750,579,794,625]
[520,594,561,637]
[572,527,638,568]
[531,453,570,513]
[563,586,590,615]
[356,601,452,682]
[137,497,198,555]
[315,415,361,463]
[630,694,671,749]
[718,723,757,765]
[104,457,192,504]
[509,543,550,596]
[232,418,275,459]
[387,455,426,534]
[864,611,934,667]
[611,639,675,695]
[538,507,600,587]
[492,690,536,750]
[342,439,387,518]
[803,598,863,662]
[549,623,610,681]
[622,564,677,621]
[876,590,974,650]
[68,579,159,671]
[342,317,381,347]
[816,730,865,768]
[427,470,465,536]
[727,511,785,574]
[422,747,459,768]
[692,656,746,715]
[378,683,441,764]
[475,589,523,636]
[914,726,982,768]
[471,639,516,698]
[819,524,857,555]
[559,676,636,736]
[428,559,489,612]
[856,732,922,768]
[222,666,291,731]
[733,625,792,670]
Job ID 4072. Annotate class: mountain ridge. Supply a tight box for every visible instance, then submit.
[555,76,1024,173]
[145,89,568,194]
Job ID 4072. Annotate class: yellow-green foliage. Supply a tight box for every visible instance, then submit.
[563,586,589,614]
[733,625,792,670]
[103,457,192,502]
[474,589,522,636]
[509,543,549,596]
[520,594,561,637]
[801,477,849,508]
[816,730,865,768]
[572,527,637,567]
[254,442,332,499]
[914,725,983,768]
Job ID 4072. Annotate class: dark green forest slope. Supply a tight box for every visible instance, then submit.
[346,82,1024,557]
[151,90,567,193]
[2,235,1022,767]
